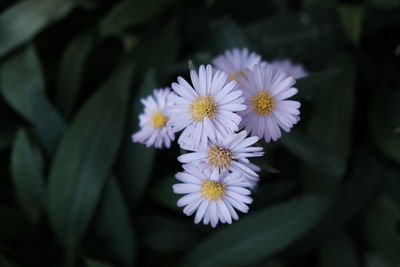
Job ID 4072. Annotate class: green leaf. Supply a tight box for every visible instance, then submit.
[294,69,341,99]
[364,196,400,265]
[320,233,359,267]
[367,0,400,9]
[252,181,296,209]
[0,105,18,150]
[99,0,176,37]
[247,259,285,267]
[94,177,136,267]
[181,195,329,267]
[56,32,94,118]
[0,206,33,240]
[47,58,133,261]
[0,254,20,267]
[11,129,45,223]
[337,5,365,46]
[302,0,336,9]
[28,87,66,157]
[0,0,74,58]
[210,17,248,51]
[117,70,156,207]
[0,45,66,157]
[285,155,382,258]
[308,58,355,159]
[85,258,114,267]
[370,88,400,164]
[150,176,181,211]
[245,12,341,64]
[135,19,180,82]
[252,157,280,174]
[302,55,355,192]
[365,254,398,267]
[1,45,44,121]
[140,215,201,252]
[281,130,346,178]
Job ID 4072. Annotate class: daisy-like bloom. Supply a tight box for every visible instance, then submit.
[212,48,261,82]
[173,163,253,227]
[166,64,246,150]
[238,63,301,142]
[177,130,264,183]
[269,59,308,79]
[131,88,175,148]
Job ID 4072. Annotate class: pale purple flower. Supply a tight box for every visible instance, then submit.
[177,130,263,183]
[173,163,253,227]
[166,65,246,150]
[238,63,301,142]
[131,88,175,148]
[212,48,261,82]
[269,59,308,79]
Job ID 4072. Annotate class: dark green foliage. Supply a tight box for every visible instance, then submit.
[0,0,399,267]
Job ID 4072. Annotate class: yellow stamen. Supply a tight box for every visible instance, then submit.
[207,145,232,169]
[151,111,168,128]
[201,180,226,201]
[251,91,275,116]
[229,70,247,82]
[190,95,217,122]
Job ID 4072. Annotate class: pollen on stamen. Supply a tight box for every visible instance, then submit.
[151,111,168,128]
[190,95,217,122]
[251,91,276,116]
[201,180,226,201]
[207,145,232,169]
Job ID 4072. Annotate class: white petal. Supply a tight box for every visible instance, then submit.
[177,192,201,207]
[178,152,207,163]
[173,183,200,194]
[194,200,209,224]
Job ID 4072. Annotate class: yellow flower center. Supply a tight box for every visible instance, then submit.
[251,91,275,116]
[151,111,168,128]
[201,180,226,201]
[207,145,232,169]
[190,95,217,122]
[229,70,247,82]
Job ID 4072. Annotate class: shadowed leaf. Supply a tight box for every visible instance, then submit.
[11,129,45,222]
[182,195,329,267]
[320,233,359,267]
[48,58,133,261]
[56,32,94,118]
[0,0,74,57]
[94,177,136,267]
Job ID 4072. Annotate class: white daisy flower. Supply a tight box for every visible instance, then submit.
[173,163,253,227]
[177,130,264,183]
[238,63,301,143]
[269,59,308,79]
[212,48,261,82]
[131,88,175,148]
[166,64,246,150]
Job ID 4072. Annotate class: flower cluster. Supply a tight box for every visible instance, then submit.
[132,48,304,227]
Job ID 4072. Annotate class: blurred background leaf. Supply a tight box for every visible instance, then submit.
[0,45,65,156]
[182,195,330,267]
[0,0,74,58]
[93,177,136,267]
[320,233,359,267]
[117,70,157,208]
[337,5,365,45]
[11,129,45,223]
[48,58,133,262]
[56,32,94,119]
[364,196,400,265]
